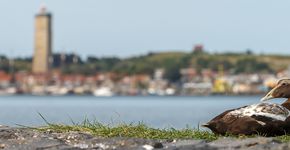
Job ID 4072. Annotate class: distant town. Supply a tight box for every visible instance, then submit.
[1,48,290,96]
[0,6,290,96]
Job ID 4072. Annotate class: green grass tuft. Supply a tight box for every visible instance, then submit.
[275,135,290,142]
[34,114,290,142]
[37,119,219,141]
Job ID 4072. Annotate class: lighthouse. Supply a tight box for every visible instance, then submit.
[32,5,52,74]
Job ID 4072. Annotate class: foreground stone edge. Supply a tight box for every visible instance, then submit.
[0,126,289,150]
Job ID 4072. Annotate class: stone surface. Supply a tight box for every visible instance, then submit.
[0,126,289,149]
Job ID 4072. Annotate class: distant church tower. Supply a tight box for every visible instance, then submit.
[32,5,52,74]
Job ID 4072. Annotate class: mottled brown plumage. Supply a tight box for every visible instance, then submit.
[203,79,290,136]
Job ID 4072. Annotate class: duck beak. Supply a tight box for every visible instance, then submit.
[260,93,274,101]
[260,86,278,101]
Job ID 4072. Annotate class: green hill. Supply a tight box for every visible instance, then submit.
[2,51,290,82]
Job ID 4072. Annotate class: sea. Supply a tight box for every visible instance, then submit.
[0,95,285,129]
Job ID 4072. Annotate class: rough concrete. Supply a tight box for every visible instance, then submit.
[0,126,289,150]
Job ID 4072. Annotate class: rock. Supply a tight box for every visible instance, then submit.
[153,142,163,149]
[208,137,283,150]
[164,140,216,150]
[0,127,289,149]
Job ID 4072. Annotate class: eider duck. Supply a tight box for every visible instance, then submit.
[203,79,290,136]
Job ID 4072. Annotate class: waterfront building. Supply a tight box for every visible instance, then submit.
[193,44,204,53]
[32,6,52,74]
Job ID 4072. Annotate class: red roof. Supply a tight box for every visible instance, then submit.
[0,71,11,81]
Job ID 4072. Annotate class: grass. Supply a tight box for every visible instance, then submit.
[37,121,219,141]
[33,114,290,142]
[276,135,290,142]
[34,113,218,141]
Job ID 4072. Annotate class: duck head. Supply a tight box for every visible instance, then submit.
[261,79,290,101]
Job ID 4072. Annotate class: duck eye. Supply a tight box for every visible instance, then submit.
[282,83,288,86]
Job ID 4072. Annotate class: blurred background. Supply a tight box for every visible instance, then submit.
[0,0,290,128]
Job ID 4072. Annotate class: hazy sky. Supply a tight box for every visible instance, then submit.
[1,0,290,58]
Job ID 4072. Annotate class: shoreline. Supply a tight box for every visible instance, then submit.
[0,126,289,150]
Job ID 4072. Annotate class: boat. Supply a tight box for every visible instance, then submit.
[93,87,114,97]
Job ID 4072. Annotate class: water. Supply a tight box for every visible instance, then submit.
[0,95,285,128]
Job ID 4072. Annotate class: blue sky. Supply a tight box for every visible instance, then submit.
[1,0,290,58]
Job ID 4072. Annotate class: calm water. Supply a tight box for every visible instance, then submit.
[0,95,285,128]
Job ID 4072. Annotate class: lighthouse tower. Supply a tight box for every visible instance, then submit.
[32,5,52,74]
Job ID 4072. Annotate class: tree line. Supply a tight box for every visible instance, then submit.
[0,51,287,82]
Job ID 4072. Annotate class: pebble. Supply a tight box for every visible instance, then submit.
[143,144,154,150]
